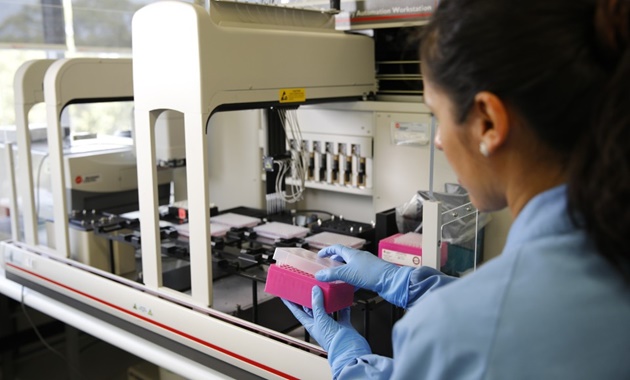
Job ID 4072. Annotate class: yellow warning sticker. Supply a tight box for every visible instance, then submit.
[279,88,306,103]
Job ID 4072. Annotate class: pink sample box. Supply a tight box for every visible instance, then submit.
[378,232,448,268]
[265,248,354,313]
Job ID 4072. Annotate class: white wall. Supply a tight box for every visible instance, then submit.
[206,110,265,211]
[372,110,456,213]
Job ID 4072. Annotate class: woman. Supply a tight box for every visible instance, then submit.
[283,0,630,378]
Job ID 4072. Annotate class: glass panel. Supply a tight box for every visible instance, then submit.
[71,0,153,48]
[0,0,47,44]
[64,101,134,138]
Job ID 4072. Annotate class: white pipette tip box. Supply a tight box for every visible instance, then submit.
[264,247,354,313]
[304,232,366,250]
[253,222,309,240]
[210,213,261,228]
[175,223,230,237]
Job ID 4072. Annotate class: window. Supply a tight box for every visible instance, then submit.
[0,0,151,237]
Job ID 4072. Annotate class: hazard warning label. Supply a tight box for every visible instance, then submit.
[279,88,306,103]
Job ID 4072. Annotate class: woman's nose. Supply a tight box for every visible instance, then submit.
[434,130,443,151]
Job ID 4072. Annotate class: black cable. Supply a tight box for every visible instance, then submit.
[35,153,50,220]
[20,285,86,380]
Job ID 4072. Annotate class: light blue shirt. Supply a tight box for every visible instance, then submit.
[338,185,630,379]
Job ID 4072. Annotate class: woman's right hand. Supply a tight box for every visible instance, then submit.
[315,244,415,308]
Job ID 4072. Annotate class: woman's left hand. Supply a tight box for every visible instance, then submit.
[283,286,372,377]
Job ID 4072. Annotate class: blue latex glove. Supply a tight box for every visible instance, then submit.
[283,286,372,379]
[316,244,415,308]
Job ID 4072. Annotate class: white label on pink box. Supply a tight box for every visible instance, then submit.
[381,249,422,267]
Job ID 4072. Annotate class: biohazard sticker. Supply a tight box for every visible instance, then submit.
[279,88,306,103]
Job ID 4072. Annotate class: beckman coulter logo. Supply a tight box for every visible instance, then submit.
[75,174,101,185]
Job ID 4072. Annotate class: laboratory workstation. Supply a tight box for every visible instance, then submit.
[0,1,511,379]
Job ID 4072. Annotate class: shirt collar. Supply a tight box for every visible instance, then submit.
[503,184,573,253]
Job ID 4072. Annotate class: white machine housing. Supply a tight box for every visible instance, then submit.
[30,138,172,218]
[132,0,376,310]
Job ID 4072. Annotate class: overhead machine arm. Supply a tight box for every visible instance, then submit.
[131,0,376,308]
[43,58,133,259]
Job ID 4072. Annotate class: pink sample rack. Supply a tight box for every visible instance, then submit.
[378,232,448,268]
[265,248,354,313]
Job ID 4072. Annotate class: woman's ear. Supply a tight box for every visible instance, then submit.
[472,91,510,156]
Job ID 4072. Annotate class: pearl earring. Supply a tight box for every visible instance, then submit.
[479,142,490,157]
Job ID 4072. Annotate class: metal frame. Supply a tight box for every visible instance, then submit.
[42,58,134,258]
[132,0,376,308]
[1,241,329,379]
[13,59,56,246]
[2,142,18,241]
